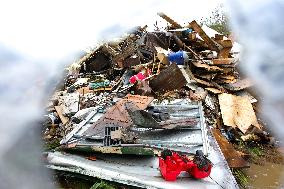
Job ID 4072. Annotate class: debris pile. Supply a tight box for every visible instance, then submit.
[43,13,271,188]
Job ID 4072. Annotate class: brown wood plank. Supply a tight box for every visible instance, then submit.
[190,20,220,51]
[54,106,69,125]
[213,58,236,65]
[212,128,250,168]
[149,63,186,93]
[157,12,182,28]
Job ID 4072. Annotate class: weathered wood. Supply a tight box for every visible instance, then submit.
[185,67,226,92]
[218,93,262,134]
[54,106,69,125]
[190,20,220,51]
[149,63,186,93]
[212,128,250,168]
[192,61,223,72]
[215,39,233,58]
[157,12,182,28]
[213,58,236,65]
[223,78,254,91]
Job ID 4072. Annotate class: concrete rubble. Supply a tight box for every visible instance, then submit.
[42,13,273,189]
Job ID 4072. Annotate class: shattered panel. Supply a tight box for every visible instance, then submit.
[149,63,186,93]
[223,78,254,91]
[144,32,170,53]
[83,95,154,137]
[189,20,220,51]
[218,93,261,134]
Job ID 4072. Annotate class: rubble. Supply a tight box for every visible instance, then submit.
[42,12,274,189]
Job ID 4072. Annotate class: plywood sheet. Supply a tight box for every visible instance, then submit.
[218,93,261,134]
[54,106,69,125]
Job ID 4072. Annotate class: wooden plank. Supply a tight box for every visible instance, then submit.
[157,12,182,28]
[192,61,223,72]
[223,78,254,91]
[190,20,220,51]
[213,58,236,65]
[54,106,69,125]
[215,39,233,58]
[218,93,262,134]
[149,63,186,93]
[205,87,223,94]
[212,128,249,168]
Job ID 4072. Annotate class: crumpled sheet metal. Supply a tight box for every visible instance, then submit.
[46,128,239,189]
[83,95,154,137]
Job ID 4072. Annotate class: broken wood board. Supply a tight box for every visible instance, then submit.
[157,12,182,28]
[214,75,237,84]
[149,63,186,93]
[218,93,261,134]
[223,78,253,91]
[185,67,226,92]
[205,87,223,94]
[54,106,69,125]
[215,40,233,58]
[213,58,237,65]
[77,87,94,95]
[155,47,170,65]
[212,128,249,168]
[192,61,222,72]
[189,20,220,51]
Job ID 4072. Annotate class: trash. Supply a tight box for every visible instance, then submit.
[41,12,272,189]
[149,63,186,93]
[54,106,69,125]
[218,93,262,134]
[168,50,189,65]
[212,128,249,168]
[159,150,212,181]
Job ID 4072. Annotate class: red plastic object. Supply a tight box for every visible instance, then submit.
[159,151,212,181]
[129,72,146,84]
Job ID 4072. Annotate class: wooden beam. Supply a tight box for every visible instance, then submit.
[190,20,220,51]
[212,128,250,168]
[157,12,182,28]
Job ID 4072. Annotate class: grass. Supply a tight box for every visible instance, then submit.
[90,181,116,189]
[45,138,61,150]
[232,169,249,188]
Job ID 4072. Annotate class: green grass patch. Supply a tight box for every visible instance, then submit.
[232,169,249,188]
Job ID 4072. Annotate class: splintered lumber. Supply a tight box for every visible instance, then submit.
[55,106,69,125]
[205,87,223,94]
[223,78,253,91]
[185,67,226,92]
[212,58,237,65]
[157,12,182,28]
[189,20,220,51]
[150,63,186,93]
[218,93,262,134]
[212,128,249,168]
[215,38,233,58]
[192,61,223,72]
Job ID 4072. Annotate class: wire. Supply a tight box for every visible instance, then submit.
[209,176,225,189]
